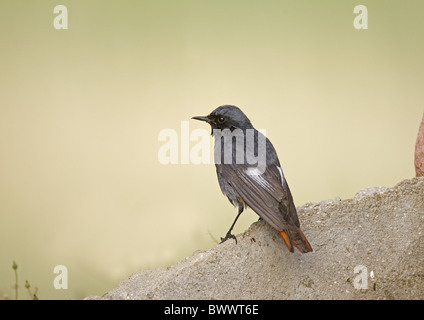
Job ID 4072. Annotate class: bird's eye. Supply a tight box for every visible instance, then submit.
[217,116,225,124]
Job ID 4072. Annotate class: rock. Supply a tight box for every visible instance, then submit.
[416,113,424,177]
[86,178,424,300]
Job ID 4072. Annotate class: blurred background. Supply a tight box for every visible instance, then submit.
[0,0,423,299]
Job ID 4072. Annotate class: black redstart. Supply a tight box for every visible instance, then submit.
[192,105,312,253]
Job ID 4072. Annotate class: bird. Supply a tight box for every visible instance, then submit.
[192,105,312,253]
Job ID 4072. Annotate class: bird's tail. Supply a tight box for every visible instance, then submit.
[279,225,313,253]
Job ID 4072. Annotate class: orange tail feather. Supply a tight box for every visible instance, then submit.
[279,226,313,254]
[279,230,294,252]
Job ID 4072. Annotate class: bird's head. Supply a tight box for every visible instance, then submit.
[192,105,253,132]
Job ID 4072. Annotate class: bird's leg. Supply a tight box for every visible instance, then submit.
[220,206,244,244]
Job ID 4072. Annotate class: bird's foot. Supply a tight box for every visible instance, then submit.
[220,232,237,244]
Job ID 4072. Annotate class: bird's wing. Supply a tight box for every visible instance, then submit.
[217,163,298,231]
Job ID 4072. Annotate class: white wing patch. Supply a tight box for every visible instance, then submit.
[244,167,262,176]
[243,165,287,198]
[244,167,273,192]
[277,166,286,187]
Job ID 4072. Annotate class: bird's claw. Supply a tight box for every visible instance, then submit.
[220,232,237,244]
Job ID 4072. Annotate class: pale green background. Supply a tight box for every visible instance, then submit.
[0,1,423,299]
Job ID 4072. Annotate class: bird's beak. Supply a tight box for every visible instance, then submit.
[191,115,210,123]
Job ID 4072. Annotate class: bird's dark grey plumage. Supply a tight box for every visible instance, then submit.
[192,105,312,253]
